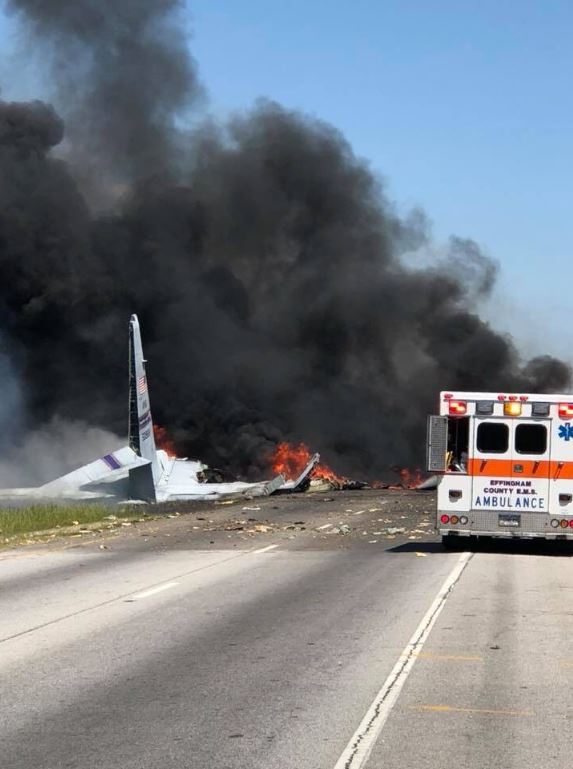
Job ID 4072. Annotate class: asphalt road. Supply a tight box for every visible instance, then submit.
[1,490,572,768]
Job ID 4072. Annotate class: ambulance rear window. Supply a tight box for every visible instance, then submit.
[476,422,509,453]
[515,424,547,454]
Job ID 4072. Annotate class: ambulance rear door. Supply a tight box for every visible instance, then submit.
[471,417,550,519]
[470,418,513,516]
[511,419,551,514]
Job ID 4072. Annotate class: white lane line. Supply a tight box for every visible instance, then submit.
[352,510,367,516]
[317,523,333,530]
[252,544,279,554]
[126,582,179,601]
[332,551,472,769]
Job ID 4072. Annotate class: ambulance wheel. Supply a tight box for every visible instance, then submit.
[442,534,461,550]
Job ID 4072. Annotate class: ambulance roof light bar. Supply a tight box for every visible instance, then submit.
[504,402,522,417]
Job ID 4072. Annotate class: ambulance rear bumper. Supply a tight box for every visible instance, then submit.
[437,509,573,539]
[438,528,573,540]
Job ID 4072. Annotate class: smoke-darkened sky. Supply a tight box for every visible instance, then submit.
[0,0,570,480]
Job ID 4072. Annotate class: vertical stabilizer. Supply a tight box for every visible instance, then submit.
[128,315,160,483]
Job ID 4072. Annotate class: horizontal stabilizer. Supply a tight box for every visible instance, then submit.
[38,446,147,494]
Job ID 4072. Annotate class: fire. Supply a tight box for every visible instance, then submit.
[399,468,423,488]
[271,442,348,484]
[375,468,424,490]
[270,443,425,490]
[153,425,177,457]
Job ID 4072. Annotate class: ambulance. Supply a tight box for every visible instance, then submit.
[427,391,573,545]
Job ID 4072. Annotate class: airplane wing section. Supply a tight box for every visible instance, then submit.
[278,453,320,491]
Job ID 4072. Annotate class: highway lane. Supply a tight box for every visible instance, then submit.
[366,549,573,769]
[1,496,572,768]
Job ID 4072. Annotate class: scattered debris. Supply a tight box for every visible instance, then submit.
[386,527,406,535]
[416,475,438,491]
[308,479,333,494]
[332,523,352,535]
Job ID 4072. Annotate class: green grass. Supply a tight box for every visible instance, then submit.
[0,504,143,541]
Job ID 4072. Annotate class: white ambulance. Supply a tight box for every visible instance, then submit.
[427,391,573,545]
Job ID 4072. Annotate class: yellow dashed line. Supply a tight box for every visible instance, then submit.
[416,652,483,662]
[410,704,534,717]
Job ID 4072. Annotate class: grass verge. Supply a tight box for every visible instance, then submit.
[0,504,148,545]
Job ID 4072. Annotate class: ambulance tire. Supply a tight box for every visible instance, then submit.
[442,534,462,550]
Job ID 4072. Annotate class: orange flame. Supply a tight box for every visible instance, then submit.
[153,425,178,457]
[399,468,423,488]
[270,442,348,485]
[377,468,424,490]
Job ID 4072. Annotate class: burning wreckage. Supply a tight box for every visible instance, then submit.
[0,315,429,503]
[0,315,320,504]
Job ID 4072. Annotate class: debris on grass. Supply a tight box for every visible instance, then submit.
[0,504,147,546]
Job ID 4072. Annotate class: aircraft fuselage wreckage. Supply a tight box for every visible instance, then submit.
[0,315,319,503]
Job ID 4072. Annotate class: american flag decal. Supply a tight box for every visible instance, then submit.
[137,375,147,395]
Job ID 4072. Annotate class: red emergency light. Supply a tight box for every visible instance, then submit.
[559,403,573,419]
[448,400,467,415]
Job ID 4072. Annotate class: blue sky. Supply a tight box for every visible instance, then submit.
[1,1,572,358]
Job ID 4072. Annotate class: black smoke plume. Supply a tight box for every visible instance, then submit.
[0,0,569,480]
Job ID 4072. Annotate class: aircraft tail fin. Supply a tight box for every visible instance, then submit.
[128,314,161,483]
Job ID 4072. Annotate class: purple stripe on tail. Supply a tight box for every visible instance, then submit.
[102,454,122,470]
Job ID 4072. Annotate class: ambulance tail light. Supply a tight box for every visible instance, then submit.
[440,514,450,524]
[503,402,522,417]
[551,518,573,529]
[448,400,467,415]
[559,404,573,419]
